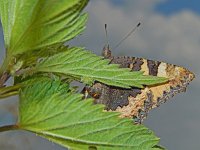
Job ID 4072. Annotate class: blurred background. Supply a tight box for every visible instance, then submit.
[0,0,199,149]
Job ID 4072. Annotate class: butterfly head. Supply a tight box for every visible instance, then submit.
[102,44,112,58]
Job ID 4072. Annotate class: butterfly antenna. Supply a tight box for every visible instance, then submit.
[105,24,109,47]
[113,22,141,50]
[103,24,111,58]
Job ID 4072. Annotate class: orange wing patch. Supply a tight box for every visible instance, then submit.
[114,61,194,123]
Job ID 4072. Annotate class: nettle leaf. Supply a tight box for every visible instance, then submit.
[34,47,168,88]
[0,0,88,55]
[18,78,162,150]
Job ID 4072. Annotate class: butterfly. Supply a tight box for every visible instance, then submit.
[83,27,195,124]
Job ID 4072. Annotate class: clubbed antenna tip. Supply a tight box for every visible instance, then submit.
[137,22,141,27]
[113,22,141,50]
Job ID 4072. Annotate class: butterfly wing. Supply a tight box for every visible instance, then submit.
[83,56,195,123]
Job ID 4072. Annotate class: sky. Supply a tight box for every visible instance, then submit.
[0,0,200,150]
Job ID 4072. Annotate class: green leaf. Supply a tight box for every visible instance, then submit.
[34,47,168,88]
[0,0,88,55]
[0,75,63,99]
[18,78,161,150]
[17,44,68,68]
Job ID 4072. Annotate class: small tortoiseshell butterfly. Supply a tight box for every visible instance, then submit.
[83,27,195,124]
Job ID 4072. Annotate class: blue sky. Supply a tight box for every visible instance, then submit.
[110,0,200,15]
[156,0,200,15]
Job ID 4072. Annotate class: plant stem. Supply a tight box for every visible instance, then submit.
[0,124,19,132]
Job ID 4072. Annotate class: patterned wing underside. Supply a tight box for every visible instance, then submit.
[84,56,195,123]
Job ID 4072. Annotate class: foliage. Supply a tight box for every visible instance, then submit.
[0,0,166,149]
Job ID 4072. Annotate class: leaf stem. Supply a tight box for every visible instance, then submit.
[0,124,19,133]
